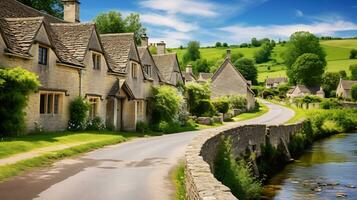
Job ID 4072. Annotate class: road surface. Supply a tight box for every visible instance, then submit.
[0,101,294,200]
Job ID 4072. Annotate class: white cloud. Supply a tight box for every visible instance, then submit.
[149,30,193,47]
[139,0,218,17]
[219,20,357,42]
[141,13,197,32]
[295,9,304,17]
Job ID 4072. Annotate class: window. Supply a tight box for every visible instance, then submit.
[132,62,138,78]
[40,93,62,114]
[92,53,101,70]
[38,46,48,65]
[144,65,152,77]
[89,98,99,119]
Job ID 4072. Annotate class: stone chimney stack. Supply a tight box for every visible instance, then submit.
[157,41,166,54]
[62,0,80,23]
[186,64,193,74]
[141,34,149,47]
[226,49,231,60]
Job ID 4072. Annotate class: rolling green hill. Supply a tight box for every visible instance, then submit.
[172,39,357,82]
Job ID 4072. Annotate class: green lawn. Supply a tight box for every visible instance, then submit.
[233,101,269,122]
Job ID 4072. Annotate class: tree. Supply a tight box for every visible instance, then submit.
[212,97,230,115]
[284,31,326,84]
[234,58,258,85]
[339,70,347,79]
[192,59,210,75]
[350,49,357,59]
[291,53,325,86]
[351,84,357,101]
[350,64,357,80]
[18,0,63,18]
[185,82,210,115]
[254,42,273,63]
[223,43,228,47]
[94,11,146,44]
[322,72,340,97]
[251,37,260,47]
[215,42,222,47]
[183,41,201,64]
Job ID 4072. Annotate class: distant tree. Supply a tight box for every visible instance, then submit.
[271,40,276,47]
[223,43,228,47]
[322,72,340,97]
[339,70,347,79]
[234,58,258,85]
[191,59,210,75]
[240,43,249,48]
[351,84,357,101]
[179,45,184,49]
[254,42,273,63]
[183,41,201,64]
[222,52,244,63]
[251,38,260,47]
[18,0,63,18]
[291,53,325,86]
[94,11,146,44]
[284,31,326,84]
[350,64,357,80]
[215,42,222,47]
[350,49,357,59]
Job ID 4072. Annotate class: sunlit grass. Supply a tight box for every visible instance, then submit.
[233,102,269,122]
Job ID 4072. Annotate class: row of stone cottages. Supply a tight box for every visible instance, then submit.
[0,0,255,132]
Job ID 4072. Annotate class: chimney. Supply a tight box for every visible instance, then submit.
[157,41,166,54]
[226,49,231,60]
[186,64,193,74]
[141,34,149,47]
[62,0,80,23]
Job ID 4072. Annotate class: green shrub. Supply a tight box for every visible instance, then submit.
[350,49,357,59]
[212,97,230,114]
[68,97,90,131]
[214,137,262,200]
[86,117,106,131]
[185,82,210,115]
[351,84,357,101]
[0,67,40,136]
[320,98,341,109]
[228,95,247,110]
[192,99,216,117]
[151,86,183,123]
[257,142,286,179]
[136,121,150,133]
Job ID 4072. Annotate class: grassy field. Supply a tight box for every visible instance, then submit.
[172,39,357,82]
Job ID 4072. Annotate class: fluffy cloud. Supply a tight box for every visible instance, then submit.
[219,20,357,42]
[139,0,218,17]
[148,30,193,47]
[141,13,197,32]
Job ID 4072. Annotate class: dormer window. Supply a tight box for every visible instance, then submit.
[132,62,138,79]
[144,65,152,77]
[92,53,101,70]
[38,46,48,65]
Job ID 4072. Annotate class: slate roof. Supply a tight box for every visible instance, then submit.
[50,23,95,63]
[266,77,288,85]
[340,80,357,90]
[152,53,180,82]
[101,33,136,74]
[0,17,43,57]
[295,85,322,94]
[197,73,213,82]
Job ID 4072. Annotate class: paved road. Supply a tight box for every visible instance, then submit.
[0,101,294,200]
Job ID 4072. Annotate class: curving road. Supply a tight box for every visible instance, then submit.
[0,101,294,200]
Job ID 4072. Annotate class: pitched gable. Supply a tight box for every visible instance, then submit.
[138,46,164,81]
[152,53,182,83]
[88,29,103,53]
[34,23,51,46]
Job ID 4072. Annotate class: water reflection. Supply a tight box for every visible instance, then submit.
[263,133,357,200]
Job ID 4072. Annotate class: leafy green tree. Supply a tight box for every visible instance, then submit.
[185,82,210,115]
[212,97,230,115]
[223,42,228,47]
[183,41,201,64]
[215,42,222,47]
[0,67,40,135]
[350,64,357,80]
[234,58,258,85]
[291,53,325,86]
[251,37,260,47]
[322,72,340,97]
[18,0,63,18]
[191,59,210,74]
[94,11,146,44]
[350,49,357,59]
[284,31,326,83]
[254,42,273,63]
[351,84,357,101]
[339,70,347,79]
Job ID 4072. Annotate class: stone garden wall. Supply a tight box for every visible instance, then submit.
[185,121,304,200]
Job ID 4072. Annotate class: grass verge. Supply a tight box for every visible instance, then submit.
[233,101,269,122]
[172,162,186,200]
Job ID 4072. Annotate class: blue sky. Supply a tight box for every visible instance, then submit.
[80,0,357,47]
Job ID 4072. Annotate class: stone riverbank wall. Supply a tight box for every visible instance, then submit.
[184,121,304,200]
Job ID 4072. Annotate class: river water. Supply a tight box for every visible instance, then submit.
[263,133,357,200]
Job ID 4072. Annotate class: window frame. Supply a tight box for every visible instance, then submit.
[38,45,48,65]
[88,97,100,120]
[131,62,138,79]
[40,92,62,115]
[92,52,101,70]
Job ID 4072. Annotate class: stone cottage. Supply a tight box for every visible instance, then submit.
[265,77,288,88]
[197,72,213,83]
[210,50,255,110]
[0,0,183,132]
[287,85,325,98]
[336,79,357,99]
[182,65,197,84]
